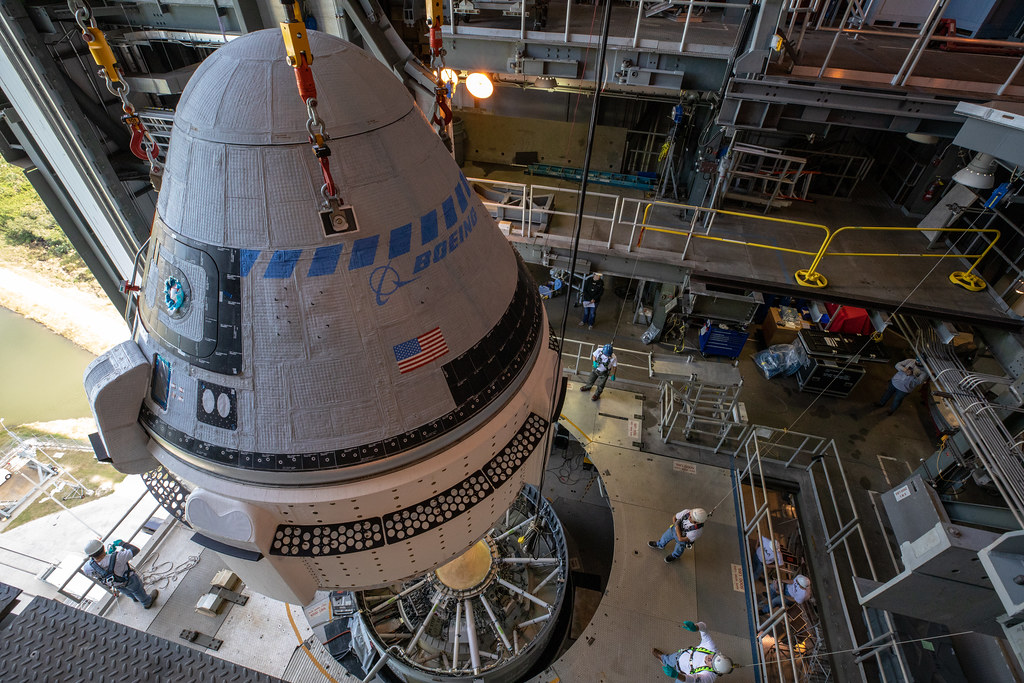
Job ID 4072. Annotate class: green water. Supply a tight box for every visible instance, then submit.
[0,306,96,426]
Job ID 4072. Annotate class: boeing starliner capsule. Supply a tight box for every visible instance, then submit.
[84,29,562,605]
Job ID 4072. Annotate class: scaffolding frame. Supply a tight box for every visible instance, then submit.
[658,375,744,451]
[722,143,810,212]
[0,427,88,520]
[734,427,911,682]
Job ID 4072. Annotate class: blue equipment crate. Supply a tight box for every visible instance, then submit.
[698,322,749,359]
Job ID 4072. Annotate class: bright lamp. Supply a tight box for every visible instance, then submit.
[466,72,493,99]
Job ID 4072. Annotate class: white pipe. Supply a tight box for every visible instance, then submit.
[497,576,553,610]
[998,54,1024,97]
[360,650,391,683]
[633,0,643,48]
[497,557,559,565]
[532,567,561,594]
[370,578,430,614]
[564,0,571,43]
[495,515,536,541]
[679,0,695,53]
[479,594,512,652]
[518,613,551,628]
[899,2,949,86]
[465,598,482,673]
[405,593,444,655]
[452,598,462,670]
[892,0,946,85]
[513,629,520,655]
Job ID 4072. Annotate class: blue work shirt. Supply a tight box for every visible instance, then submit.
[890,359,925,393]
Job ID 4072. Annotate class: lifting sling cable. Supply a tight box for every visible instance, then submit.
[69,0,164,183]
[279,0,344,208]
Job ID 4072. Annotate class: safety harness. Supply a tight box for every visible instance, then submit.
[89,553,131,587]
[678,646,717,675]
[594,352,614,375]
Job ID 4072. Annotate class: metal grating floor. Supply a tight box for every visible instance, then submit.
[281,631,357,683]
[0,580,22,619]
[0,594,280,683]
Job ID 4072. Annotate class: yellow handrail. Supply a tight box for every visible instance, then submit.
[794,226,1001,291]
[637,202,830,258]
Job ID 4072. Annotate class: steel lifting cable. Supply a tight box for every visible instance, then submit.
[69,0,163,182]
[539,0,614,514]
[280,1,344,209]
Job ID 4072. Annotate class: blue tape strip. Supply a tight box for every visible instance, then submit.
[454,182,468,213]
[420,209,438,245]
[348,235,380,270]
[442,196,457,229]
[389,223,412,259]
[264,250,303,279]
[240,250,260,278]
[308,244,344,277]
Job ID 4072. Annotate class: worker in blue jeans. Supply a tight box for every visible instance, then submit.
[649,507,706,564]
[877,358,925,415]
[83,538,158,609]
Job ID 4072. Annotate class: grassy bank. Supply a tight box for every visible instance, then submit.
[0,159,130,532]
[0,158,127,355]
[0,158,99,292]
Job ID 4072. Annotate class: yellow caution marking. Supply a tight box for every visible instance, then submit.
[286,603,342,683]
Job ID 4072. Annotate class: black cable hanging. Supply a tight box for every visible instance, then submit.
[537,0,615,511]
[557,0,615,354]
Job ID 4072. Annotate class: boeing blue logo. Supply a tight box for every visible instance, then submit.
[240,174,481,306]
[369,264,417,306]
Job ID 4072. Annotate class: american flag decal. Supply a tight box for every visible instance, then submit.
[394,327,449,373]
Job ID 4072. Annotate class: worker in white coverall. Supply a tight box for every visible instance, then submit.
[652,621,734,682]
[649,507,707,564]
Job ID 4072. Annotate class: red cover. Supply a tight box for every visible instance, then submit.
[826,305,873,335]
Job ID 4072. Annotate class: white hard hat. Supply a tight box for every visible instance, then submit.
[84,539,104,557]
[690,508,708,524]
[795,574,810,588]
[713,654,733,674]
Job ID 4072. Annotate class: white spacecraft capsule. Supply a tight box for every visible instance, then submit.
[84,29,562,605]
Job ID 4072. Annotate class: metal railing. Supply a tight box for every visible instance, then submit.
[469,178,1009,299]
[444,0,752,53]
[631,199,829,263]
[558,336,652,382]
[793,226,1000,290]
[468,177,623,242]
[55,487,165,606]
[735,427,910,682]
[789,0,1024,97]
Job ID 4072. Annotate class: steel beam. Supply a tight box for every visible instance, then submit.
[720,76,965,135]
